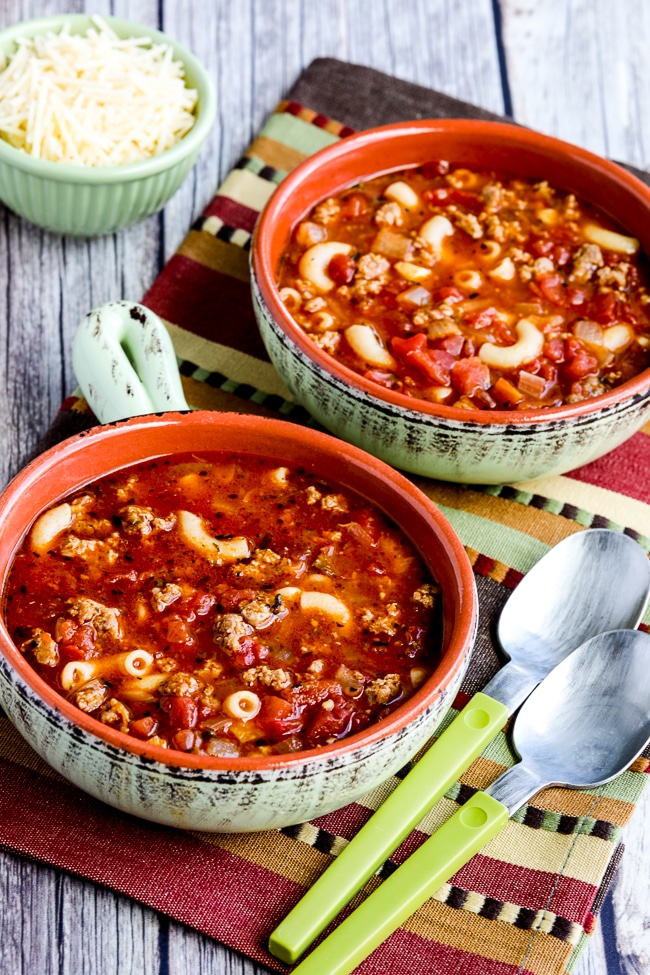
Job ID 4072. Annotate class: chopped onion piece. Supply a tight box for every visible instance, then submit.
[371,228,413,260]
[396,285,431,309]
[603,324,635,351]
[518,370,547,398]
[574,319,604,346]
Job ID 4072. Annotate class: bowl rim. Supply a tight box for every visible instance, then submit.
[0,13,216,183]
[0,410,478,774]
[252,117,650,427]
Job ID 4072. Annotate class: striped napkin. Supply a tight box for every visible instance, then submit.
[5,60,650,975]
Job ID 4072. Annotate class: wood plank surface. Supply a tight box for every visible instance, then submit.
[0,2,648,974]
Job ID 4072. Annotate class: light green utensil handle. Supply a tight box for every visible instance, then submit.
[288,791,509,975]
[72,300,190,424]
[268,692,508,964]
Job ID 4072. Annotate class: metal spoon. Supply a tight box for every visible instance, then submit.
[269,529,650,963]
[286,627,650,975]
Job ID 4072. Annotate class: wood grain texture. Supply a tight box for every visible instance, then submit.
[500,4,650,973]
[0,1,648,973]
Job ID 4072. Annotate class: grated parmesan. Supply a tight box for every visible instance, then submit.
[0,16,199,166]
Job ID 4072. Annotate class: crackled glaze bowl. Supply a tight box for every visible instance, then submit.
[0,411,477,832]
[251,119,650,484]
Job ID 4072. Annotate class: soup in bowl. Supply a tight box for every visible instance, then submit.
[251,119,650,483]
[0,411,477,832]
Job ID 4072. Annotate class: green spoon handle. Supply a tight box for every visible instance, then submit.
[288,791,509,975]
[268,692,508,964]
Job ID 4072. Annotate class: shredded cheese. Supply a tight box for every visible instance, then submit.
[0,16,199,166]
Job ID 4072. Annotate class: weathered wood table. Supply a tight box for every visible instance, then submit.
[0,2,648,973]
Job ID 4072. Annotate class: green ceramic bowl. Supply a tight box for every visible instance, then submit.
[0,15,216,236]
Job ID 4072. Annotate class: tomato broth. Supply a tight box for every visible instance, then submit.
[3,452,441,757]
[277,163,650,410]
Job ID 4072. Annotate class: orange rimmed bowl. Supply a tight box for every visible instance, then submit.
[0,411,477,832]
[251,119,650,484]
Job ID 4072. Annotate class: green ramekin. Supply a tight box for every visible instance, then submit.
[0,14,216,236]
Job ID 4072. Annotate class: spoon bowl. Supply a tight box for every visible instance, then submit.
[507,628,650,792]
[488,527,650,700]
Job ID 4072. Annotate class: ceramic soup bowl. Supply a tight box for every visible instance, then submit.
[251,119,650,484]
[0,411,477,832]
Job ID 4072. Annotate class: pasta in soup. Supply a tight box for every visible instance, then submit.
[3,453,441,758]
[276,163,650,410]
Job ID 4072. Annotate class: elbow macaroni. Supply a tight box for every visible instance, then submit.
[223,690,261,721]
[299,242,353,292]
[453,269,483,291]
[60,649,154,691]
[479,318,544,369]
[345,324,397,369]
[384,180,419,209]
[178,510,251,563]
[583,224,639,254]
[300,591,350,625]
[418,214,454,254]
[31,503,73,552]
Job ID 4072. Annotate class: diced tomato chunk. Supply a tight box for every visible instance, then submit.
[422,187,481,211]
[564,284,588,308]
[392,334,455,385]
[392,333,427,356]
[171,729,196,752]
[536,272,567,306]
[59,622,96,660]
[562,338,599,381]
[233,638,268,669]
[353,510,381,544]
[530,234,553,257]
[438,334,465,356]
[164,695,198,730]
[258,696,303,741]
[191,592,216,616]
[218,588,256,612]
[340,192,370,220]
[431,286,465,304]
[55,619,76,643]
[165,616,194,645]
[589,291,617,323]
[553,244,571,266]
[538,361,559,383]
[414,348,455,385]
[465,306,501,330]
[327,253,356,286]
[450,356,491,396]
[129,716,158,740]
[363,369,395,388]
[543,337,565,362]
[304,702,355,748]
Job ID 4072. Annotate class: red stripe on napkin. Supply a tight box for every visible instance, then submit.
[203,196,260,234]
[0,758,293,970]
[313,801,375,839]
[453,855,597,924]
[569,430,650,504]
[351,929,533,975]
[144,255,271,361]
